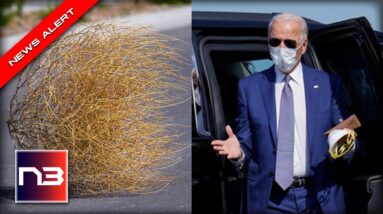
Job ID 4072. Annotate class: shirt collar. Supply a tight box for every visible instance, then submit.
[275,62,303,85]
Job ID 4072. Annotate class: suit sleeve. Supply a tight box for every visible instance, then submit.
[330,74,351,124]
[234,79,253,164]
[330,74,359,160]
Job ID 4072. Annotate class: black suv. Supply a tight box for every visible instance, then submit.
[192,11,383,214]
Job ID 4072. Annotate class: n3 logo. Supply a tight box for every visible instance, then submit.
[15,150,68,203]
[18,167,64,186]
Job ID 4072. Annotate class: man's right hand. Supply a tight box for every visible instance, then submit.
[211,125,242,160]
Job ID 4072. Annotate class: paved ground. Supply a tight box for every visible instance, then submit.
[0,6,191,214]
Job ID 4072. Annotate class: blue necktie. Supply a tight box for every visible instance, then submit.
[275,75,294,190]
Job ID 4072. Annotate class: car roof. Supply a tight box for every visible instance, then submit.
[192,11,325,31]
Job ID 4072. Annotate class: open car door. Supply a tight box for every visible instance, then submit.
[192,37,229,213]
[310,17,383,214]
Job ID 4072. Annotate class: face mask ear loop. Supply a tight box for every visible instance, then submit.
[288,38,305,68]
[296,37,307,49]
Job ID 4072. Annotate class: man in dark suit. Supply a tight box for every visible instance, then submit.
[212,13,357,213]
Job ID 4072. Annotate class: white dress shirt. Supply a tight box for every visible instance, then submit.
[275,63,309,177]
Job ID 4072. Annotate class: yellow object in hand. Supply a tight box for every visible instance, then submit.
[328,129,356,159]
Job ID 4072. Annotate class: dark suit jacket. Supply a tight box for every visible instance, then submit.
[235,63,357,213]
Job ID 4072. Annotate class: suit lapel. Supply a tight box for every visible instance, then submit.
[260,66,277,148]
[302,64,320,156]
[260,64,320,149]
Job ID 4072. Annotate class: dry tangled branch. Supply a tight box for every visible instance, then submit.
[8,24,188,195]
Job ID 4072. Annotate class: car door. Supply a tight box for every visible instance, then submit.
[192,33,269,214]
[192,40,228,214]
[309,17,383,213]
[191,31,274,214]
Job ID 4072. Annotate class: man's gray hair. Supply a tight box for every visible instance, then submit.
[268,13,308,40]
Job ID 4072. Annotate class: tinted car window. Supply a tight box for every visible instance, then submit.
[192,53,211,138]
[210,50,271,124]
[243,59,273,74]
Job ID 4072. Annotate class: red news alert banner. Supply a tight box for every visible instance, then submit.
[0,0,99,88]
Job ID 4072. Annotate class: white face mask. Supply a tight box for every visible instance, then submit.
[269,46,300,73]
